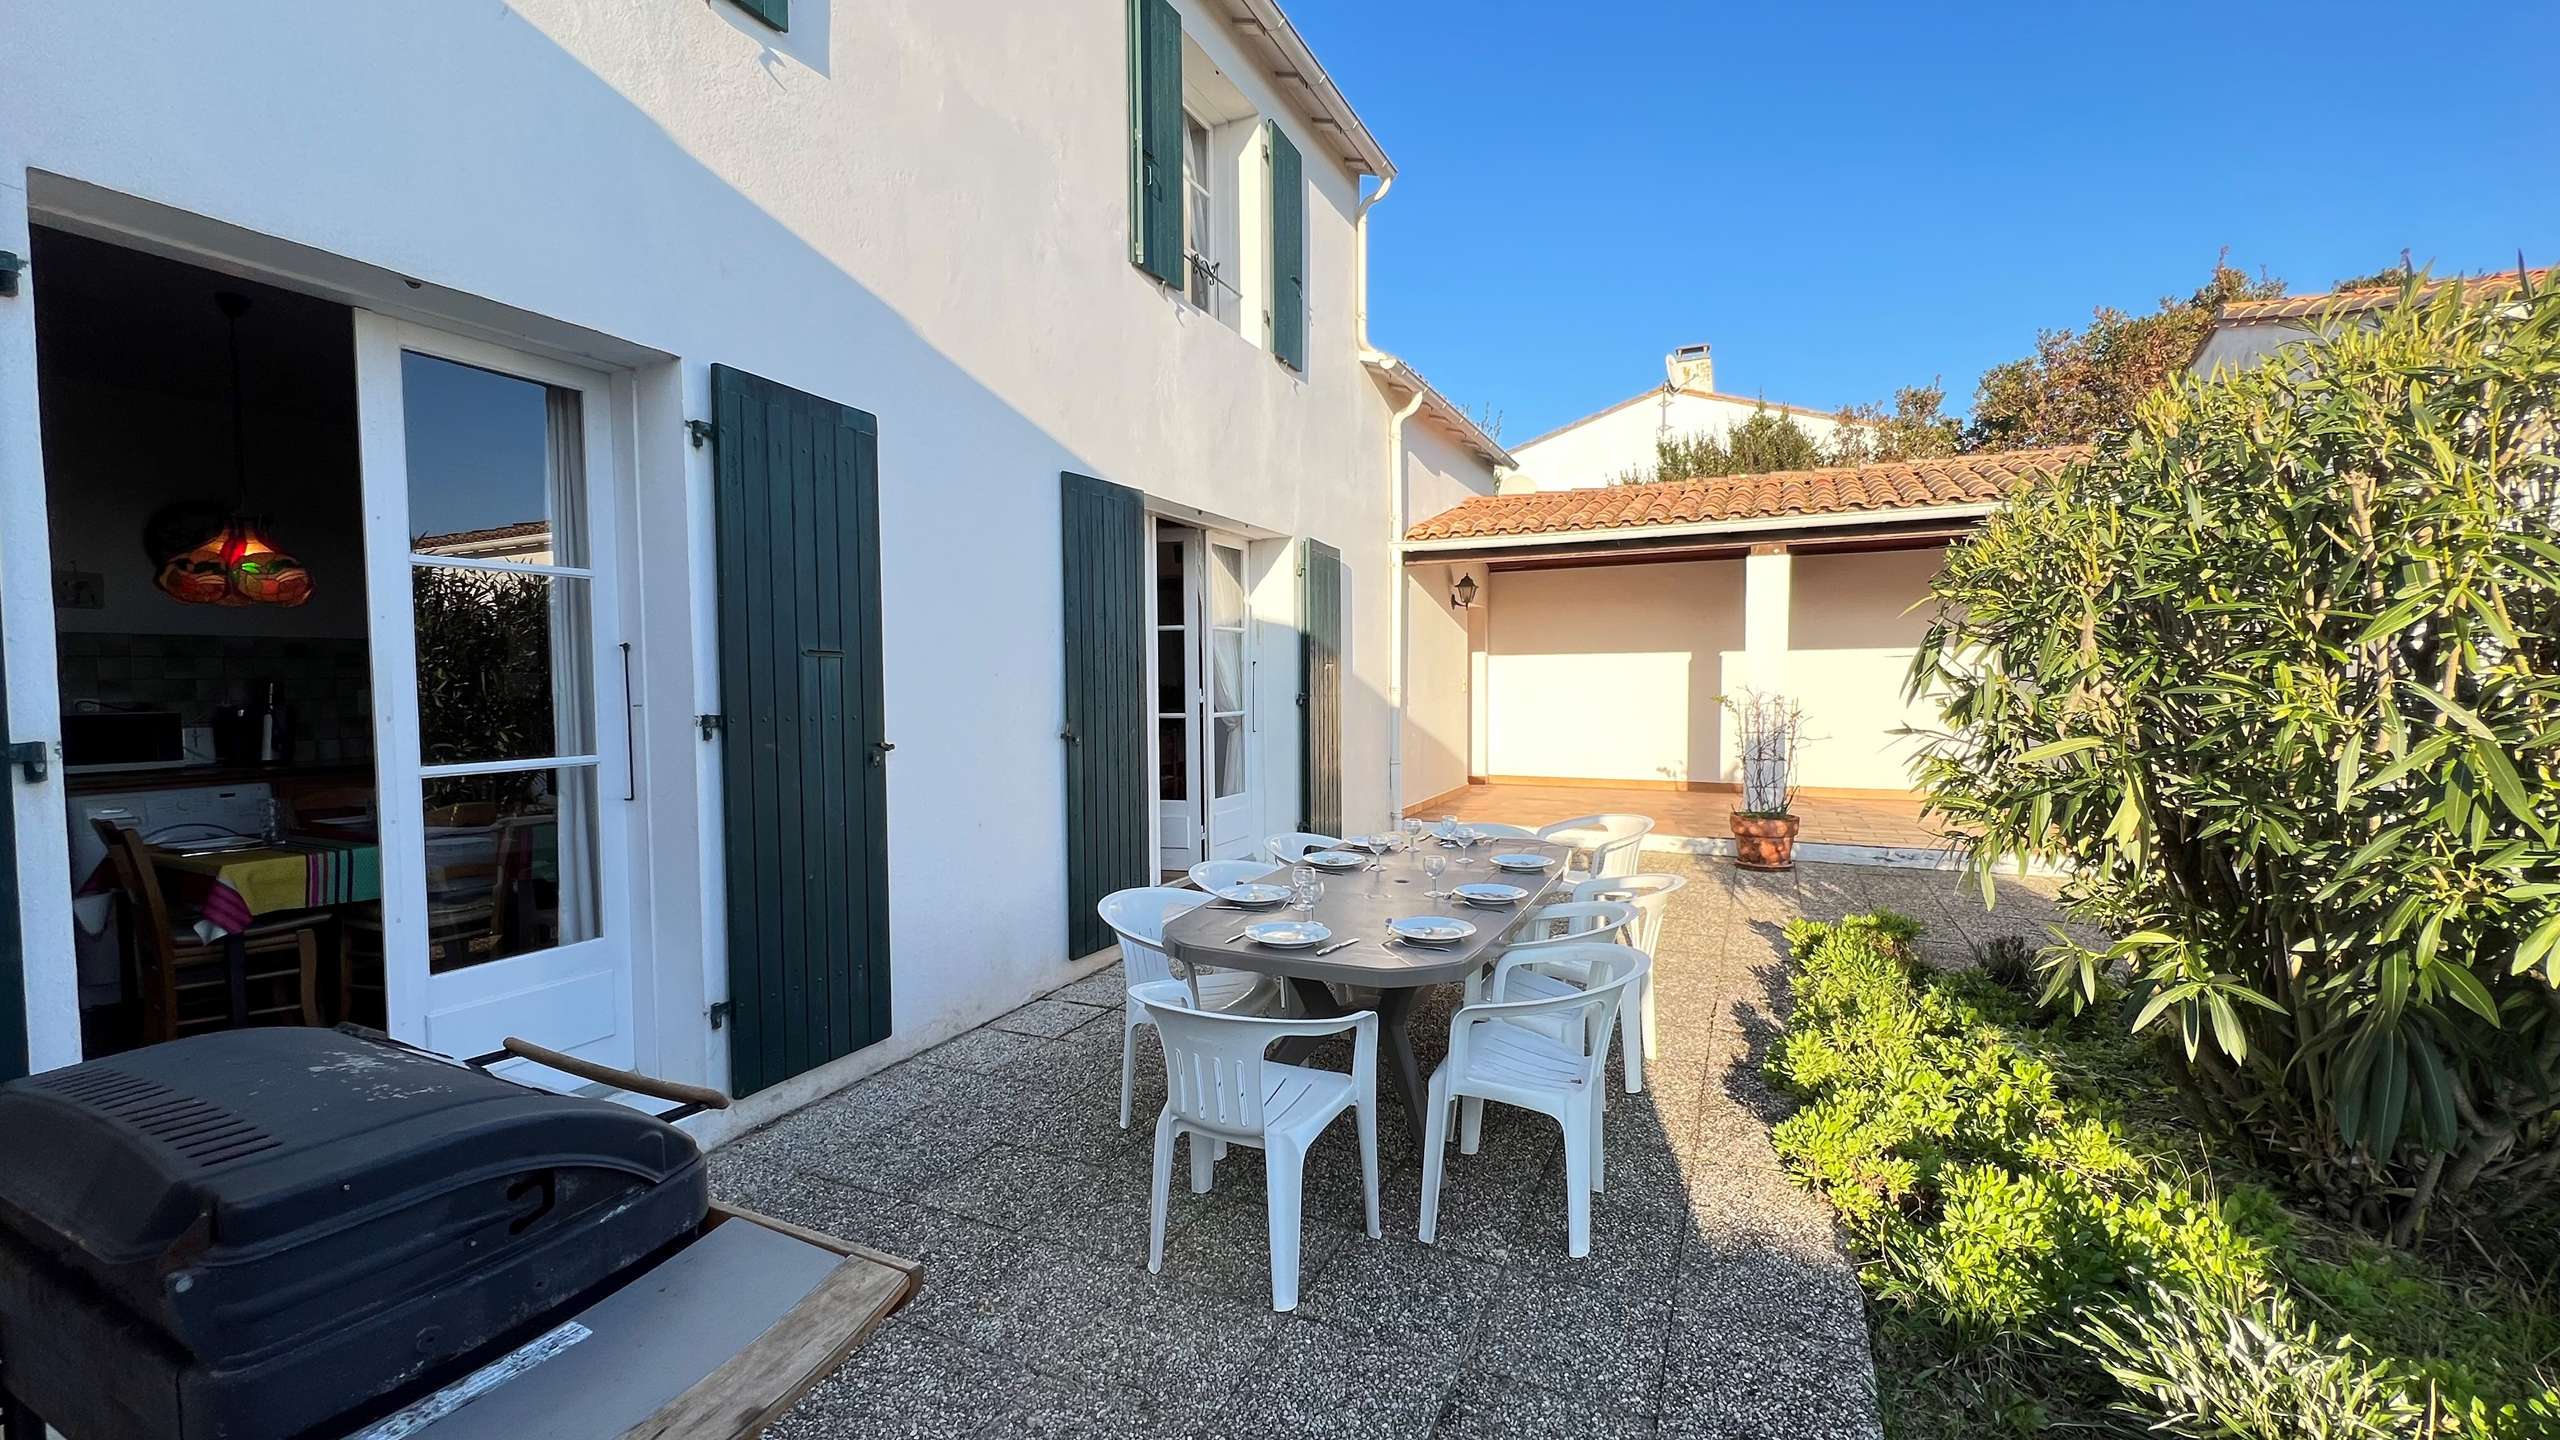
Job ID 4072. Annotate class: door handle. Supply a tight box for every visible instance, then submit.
[870,740,896,767]
[619,642,636,801]
[1060,726,1080,746]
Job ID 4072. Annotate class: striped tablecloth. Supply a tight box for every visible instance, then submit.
[156,838,381,940]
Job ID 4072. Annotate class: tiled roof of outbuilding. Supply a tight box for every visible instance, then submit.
[1404,447,2084,542]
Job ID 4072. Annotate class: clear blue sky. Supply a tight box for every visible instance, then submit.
[1283,0,2560,445]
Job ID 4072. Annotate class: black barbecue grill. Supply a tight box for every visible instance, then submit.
[0,1026,710,1440]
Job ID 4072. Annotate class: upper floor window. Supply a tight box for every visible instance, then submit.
[1182,113,1224,317]
[1128,0,1305,367]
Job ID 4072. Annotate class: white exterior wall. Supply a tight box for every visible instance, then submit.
[0,0,1393,1120]
[1778,548,1945,792]
[1511,389,1853,492]
[1478,546,1945,794]
[1396,415,1495,811]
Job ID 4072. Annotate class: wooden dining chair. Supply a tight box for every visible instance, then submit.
[287,783,377,832]
[342,812,536,1019]
[91,821,324,1045]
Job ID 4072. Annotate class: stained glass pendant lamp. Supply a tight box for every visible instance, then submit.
[150,292,312,607]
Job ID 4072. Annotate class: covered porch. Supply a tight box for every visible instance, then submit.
[1395,450,2080,869]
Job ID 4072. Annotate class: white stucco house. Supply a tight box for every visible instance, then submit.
[1396,446,2082,812]
[0,0,1480,1135]
[2193,265,2554,374]
[1507,343,1858,491]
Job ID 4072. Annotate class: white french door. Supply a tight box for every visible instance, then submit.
[1153,524,1203,873]
[352,314,633,1067]
[1202,537,1255,859]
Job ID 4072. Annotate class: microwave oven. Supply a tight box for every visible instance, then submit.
[61,710,205,773]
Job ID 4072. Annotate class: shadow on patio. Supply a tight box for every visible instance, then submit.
[708,856,2077,1438]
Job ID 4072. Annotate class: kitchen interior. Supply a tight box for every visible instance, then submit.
[34,228,379,1056]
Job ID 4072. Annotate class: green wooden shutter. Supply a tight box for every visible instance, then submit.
[729,0,787,32]
[1061,472,1149,958]
[1268,122,1306,372]
[0,578,25,1081]
[1300,538,1343,834]
[711,364,891,1098]
[1128,0,1184,287]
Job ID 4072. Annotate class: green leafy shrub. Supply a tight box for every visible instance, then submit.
[1907,275,2560,1241]
[1773,912,2560,1437]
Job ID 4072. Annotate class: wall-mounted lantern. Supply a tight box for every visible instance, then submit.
[1450,572,1479,610]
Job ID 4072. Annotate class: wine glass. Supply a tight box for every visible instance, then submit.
[1289,869,1323,917]
[1423,853,1450,898]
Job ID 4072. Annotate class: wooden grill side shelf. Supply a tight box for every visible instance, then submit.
[617,1203,922,1440]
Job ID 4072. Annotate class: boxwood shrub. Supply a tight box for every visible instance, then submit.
[1770,913,2560,1437]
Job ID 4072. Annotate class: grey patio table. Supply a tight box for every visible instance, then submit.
[1161,837,1574,1138]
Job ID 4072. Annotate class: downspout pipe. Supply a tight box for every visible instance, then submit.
[1355,176,1424,823]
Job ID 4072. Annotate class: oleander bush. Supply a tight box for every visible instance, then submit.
[1906,275,2560,1243]
[1770,914,2560,1438]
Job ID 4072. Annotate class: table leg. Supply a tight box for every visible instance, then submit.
[224,934,249,1028]
[1372,986,1428,1141]
[1273,977,1428,1140]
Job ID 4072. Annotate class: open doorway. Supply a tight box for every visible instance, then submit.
[1152,519,1255,876]
[34,227,380,1056]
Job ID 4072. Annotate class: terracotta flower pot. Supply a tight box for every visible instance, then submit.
[1730,812,1800,872]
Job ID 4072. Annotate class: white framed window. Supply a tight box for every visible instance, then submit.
[1183,113,1216,310]
[1177,36,1255,335]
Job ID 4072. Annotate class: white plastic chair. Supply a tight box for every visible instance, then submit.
[1457,821,1540,840]
[1130,979,1381,1311]
[1420,943,1650,1259]
[1098,887,1286,1129]
[1569,873,1688,1092]
[1462,900,1635,1005]
[1463,901,1640,1098]
[1266,831,1346,864]
[1188,858,1279,896]
[1536,813,1654,881]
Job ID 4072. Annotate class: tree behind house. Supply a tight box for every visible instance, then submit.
[1964,257,2285,450]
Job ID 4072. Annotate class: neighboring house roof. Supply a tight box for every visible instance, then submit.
[1404,446,2084,543]
[2215,267,2554,326]
[1510,385,1846,454]
[1365,354,1514,469]
[1227,0,1393,178]
[413,519,552,554]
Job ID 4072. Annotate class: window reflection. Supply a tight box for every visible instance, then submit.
[419,768,598,971]
[413,569,592,765]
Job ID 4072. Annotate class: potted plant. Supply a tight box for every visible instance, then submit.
[1722,691,1804,871]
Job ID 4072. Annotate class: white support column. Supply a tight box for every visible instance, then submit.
[1742,542,1793,697]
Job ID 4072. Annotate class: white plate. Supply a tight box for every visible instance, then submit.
[1491,853,1556,872]
[1452,882,1528,907]
[1246,920,1332,948]
[1388,915,1477,946]
[1216,883,1290,907]
[1304,850,1368,870]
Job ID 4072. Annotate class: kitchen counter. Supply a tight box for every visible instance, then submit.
[65,763,373,796]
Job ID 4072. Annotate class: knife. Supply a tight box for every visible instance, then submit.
[1311,937,1362,956]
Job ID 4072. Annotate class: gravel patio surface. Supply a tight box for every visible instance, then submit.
[709,853,2079,1439]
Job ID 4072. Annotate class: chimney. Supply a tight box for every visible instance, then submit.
[1665,342,1714,393]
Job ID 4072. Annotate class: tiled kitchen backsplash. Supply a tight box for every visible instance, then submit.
[55,632,374,765]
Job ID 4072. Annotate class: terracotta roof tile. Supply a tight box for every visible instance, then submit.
[1404,447,2084,543]
[2218,267,2553,324]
